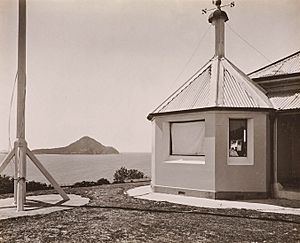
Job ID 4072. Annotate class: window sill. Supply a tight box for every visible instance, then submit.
[227,157,254,165]
[165,159,205,165]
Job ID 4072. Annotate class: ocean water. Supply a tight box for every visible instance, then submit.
[0,153,151,186]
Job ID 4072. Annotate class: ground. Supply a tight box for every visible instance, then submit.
[0,182,299,243]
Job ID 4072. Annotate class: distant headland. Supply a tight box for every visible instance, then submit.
[32,136,119,155]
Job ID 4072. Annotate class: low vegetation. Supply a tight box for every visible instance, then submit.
[0,174,52,194]
[113,167,145,183]
[0,167,146,194]
[1,182,299,242]
[0,174,111,193]
[71,178,110,188]
[0,175,14,194]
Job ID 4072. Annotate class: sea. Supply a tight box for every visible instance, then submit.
[0,153,151,186]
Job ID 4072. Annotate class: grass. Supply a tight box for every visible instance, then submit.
[0,182,299,242]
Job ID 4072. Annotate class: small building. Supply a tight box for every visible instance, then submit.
[147,1,300,200]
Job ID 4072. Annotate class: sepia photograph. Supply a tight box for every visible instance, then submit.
[0,0,299,242]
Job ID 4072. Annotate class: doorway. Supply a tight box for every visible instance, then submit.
[277,113,300,189]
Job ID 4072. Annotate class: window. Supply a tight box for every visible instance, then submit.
[170,120,205,156]
[229,119,247,157]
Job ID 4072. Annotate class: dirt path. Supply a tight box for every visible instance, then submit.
[0,183,299,242]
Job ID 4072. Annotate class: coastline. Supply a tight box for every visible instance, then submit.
[0,152,151,186]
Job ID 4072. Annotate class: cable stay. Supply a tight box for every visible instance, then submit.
[8,72,18,151]
[152,25,212,114]
[227,23,271,63]
[170,25,212,90]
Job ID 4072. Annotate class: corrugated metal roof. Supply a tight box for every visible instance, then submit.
[150,56,273,117]
[223,69,257,107]
[221,59,271,108]
[157,66,211,113]
[270,93,300,110]
[249,51,300,79]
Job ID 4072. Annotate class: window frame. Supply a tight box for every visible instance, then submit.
[229,119,248,158]
[169,119,205,157]
[227,118,254,166]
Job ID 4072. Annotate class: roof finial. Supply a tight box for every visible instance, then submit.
[213,0,222,9]
[202,1,234,14]
[208,1,230,58]
[201,1,235,57]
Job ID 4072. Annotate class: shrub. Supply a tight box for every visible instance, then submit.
[96,178,110,185]
[71,178,110,188]
[26,180,52,192]
[0,174,52,194]
[113,167,129,183]
[72,181,97,188]
[127,169,144,180]
[113,167,145,183]
[0,175,14,194]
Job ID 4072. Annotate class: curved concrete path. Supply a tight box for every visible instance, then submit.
[0,194,89,220]
[128,186,300,216]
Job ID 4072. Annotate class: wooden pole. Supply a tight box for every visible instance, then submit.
[14,155,17,204]
[0,0,69,211]
[16,0,27,211]
[17,2,26,139]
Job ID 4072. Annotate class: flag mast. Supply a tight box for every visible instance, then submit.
[15,0,27,212]
[0,0,69,212]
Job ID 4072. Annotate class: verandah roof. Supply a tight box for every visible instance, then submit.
[249,51,300,79]
[249,50,300,111]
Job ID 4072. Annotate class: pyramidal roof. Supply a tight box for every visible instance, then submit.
[149,57,273,118]
[148,1,273,120]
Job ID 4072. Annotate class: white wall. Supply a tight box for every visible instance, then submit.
[214,111,270,193]
[151,112,216,194]
[151,110,271,198]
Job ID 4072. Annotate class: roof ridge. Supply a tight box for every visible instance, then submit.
[248,50,300,76]
[225,58,268,95]
[152,57,214,113]
[223,58,273,108]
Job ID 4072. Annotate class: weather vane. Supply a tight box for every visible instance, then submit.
[202,0,235,14]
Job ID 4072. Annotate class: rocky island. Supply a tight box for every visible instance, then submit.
[33,136,119,154]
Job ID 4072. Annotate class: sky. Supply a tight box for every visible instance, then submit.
[0,0,299,152]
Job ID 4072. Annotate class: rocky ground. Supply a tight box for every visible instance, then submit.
[0,182,299,242]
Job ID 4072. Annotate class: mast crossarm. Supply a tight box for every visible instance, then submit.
[26,148,70,201]
[0,149,15,174]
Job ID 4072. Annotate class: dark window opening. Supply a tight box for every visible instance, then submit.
[229,119,247,157]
